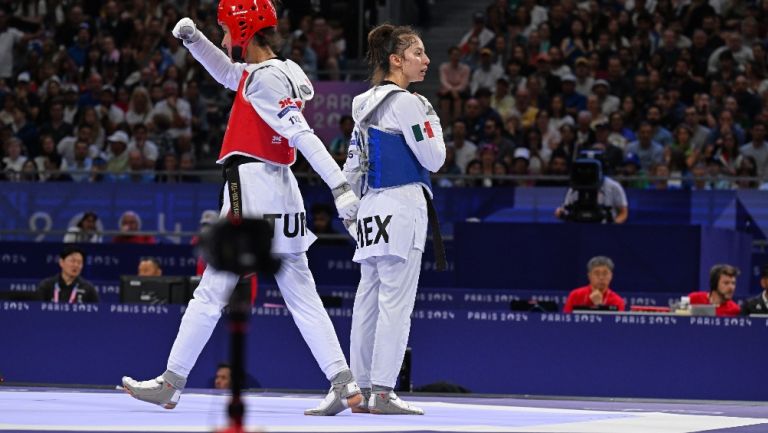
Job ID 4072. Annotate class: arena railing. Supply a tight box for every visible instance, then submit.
[1,169,765,186]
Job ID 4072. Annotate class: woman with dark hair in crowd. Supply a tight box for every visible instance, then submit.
[464,158,484,187]
[620,95,640,129]
[19,159,39,182]
[155,152,180,183]
[714,131,741,176]
[671,124,698,169]
[41,78,63,107]
[735,155,759,189]
[514,5,534,38]
[558,123,578,159]
[606,18,630,51]
[34,134,60,176]
[666,147,691,189]
[77,106,105,149]
[548,94,574,130]
[82,45,103,82]
[502,60,525,94]
[745,61,768,95]
[162,64,183,88]
[525,128,546,175]
[479,143,497,177]
[485,3,506,36]
[561,18,591,63]
[42,153,71,182]
[510,44,533,75]
[493,160,511,186]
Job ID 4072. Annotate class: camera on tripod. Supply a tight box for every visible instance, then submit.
[560,153,613,223]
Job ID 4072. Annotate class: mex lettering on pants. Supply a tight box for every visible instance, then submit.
[263,212,307,238]
[356,215,392,248]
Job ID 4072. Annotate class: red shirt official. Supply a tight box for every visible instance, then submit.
[688,291,741,316]
[563,285,626,313]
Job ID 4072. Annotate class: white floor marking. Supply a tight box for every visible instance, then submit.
[0,390,765,433]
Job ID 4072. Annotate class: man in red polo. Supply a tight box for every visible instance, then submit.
[564,256,626,313]
[688,264,741,316]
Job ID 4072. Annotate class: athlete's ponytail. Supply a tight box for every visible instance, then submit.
[366,23,420,85]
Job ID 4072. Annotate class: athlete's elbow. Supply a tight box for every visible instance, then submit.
[426,149,447,172]
[424,156,445,173]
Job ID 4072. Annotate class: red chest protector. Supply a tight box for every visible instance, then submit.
[219,70,297,165]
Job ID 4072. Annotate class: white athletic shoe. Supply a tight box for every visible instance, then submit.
[304,381,363,416]
[121,370,186,409]
[369,390,424,415]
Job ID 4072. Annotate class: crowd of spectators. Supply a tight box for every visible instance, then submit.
[435,0,768,190]
[0,1,350,184]
[3,0,768,191]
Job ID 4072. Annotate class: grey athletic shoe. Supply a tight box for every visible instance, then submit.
[121,370,186,409]
[369,390,425,415]
[304,381,363,416]
[351,387,371,413]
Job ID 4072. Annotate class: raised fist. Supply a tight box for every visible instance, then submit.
[172,17,200,43]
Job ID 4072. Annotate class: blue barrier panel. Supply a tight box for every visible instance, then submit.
[1,222,756,295]
[0,241,455,288]
[10,184,768,241]
[0,183,517,241]
[1,302,766,400]
[454,223,754,293]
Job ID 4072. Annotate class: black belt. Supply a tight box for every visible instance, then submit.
[423,187,447,272]
[220,156,263,218]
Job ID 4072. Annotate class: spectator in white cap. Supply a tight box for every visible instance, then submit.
[592,79,619,116]
[510,146,531,180]
[104,130,130,173]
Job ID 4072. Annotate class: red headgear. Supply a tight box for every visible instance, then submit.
[217,0,277,52]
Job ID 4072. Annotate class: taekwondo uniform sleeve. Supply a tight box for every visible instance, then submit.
[183,33,246,91]
[244,68,347,189]
[390,92,446,172]
[342,124,364,197]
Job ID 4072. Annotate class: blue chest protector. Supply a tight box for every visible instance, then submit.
[366,126,432,193]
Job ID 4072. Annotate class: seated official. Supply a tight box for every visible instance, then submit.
[37,246,99,303]
[741,264,768,315]
[564,256,626,313]
[212,362,260,389]
[688,264,741,317]
[137,257,163,277]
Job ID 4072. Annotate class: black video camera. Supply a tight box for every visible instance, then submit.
[560,157,613,223]
[198,218,281,276]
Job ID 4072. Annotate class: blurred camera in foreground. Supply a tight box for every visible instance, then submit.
[199,218,281,276]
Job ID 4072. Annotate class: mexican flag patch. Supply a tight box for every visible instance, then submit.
[411,121,435,142]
